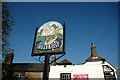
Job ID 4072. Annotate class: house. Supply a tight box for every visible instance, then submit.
[2,43,118,80]
[49,43,118,80]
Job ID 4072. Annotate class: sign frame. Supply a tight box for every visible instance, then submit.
[31,21,65,56]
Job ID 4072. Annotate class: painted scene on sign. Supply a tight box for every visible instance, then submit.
[33,21,64,55]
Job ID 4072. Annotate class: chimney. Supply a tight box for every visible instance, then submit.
[51,55,56,65]
[91,43,97,57]
[86,43,106,62]
[4,50,14,64]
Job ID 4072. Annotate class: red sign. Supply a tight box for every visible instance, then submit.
[73,74,89,80]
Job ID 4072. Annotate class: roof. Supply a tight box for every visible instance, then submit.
[57,59,72,65]
[86,56,106,62]
[2,63,44,72]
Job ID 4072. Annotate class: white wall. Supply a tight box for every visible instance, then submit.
[49,61,105,79]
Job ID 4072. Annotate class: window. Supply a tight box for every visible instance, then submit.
[60,73,71,80]
[18,71,25,80]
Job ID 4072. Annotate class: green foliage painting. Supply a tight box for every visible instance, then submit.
[32,21,64,56]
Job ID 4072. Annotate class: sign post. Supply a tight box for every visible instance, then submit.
[31,21,65,80]
[43,55,50,80]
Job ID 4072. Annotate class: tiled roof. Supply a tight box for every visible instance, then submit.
[57,59,72,65]
[86,56,106,62]
[2,63,44,72]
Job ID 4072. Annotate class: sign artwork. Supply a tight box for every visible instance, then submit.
[32,21,65,56]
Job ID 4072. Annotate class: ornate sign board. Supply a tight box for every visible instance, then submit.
[31,21,65,56]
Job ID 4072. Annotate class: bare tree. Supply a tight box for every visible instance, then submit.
[2,2,14,60]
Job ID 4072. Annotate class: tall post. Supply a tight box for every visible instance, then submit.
[43,55,50,80]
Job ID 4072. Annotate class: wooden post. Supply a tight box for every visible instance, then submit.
[43,55,50,80]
